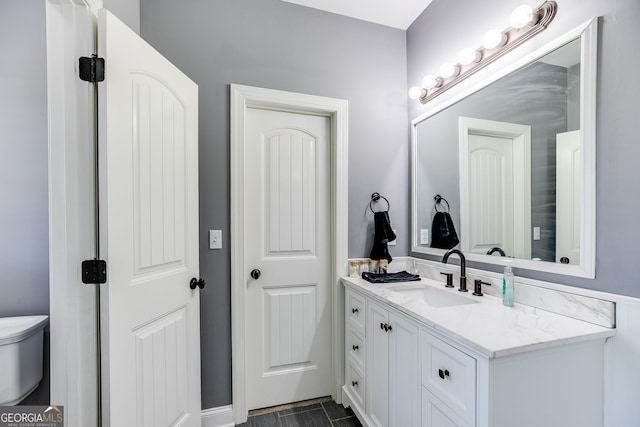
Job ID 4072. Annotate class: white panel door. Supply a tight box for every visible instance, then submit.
[556,130,582,265]
[245,107,332,409]
[467,134,516,256]
[98,10,201,427]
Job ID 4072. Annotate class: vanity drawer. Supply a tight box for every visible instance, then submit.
[422,387,469,427]
[345,360,366,409]
[421,331,476,426]
[346,327,365,368]
[346,288,366,334]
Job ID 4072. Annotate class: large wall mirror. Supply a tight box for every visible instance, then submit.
[411,18,597,278]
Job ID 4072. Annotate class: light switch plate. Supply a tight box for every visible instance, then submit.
[420,229,429,245]
[533,226,541,241]
[209,230,222,249]
[388,229,397,246]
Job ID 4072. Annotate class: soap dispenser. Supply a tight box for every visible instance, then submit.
[502,262,515,307]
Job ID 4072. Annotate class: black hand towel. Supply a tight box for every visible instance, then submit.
[369,211,396,262]
[361,270,421,283]
[431,211,459,249]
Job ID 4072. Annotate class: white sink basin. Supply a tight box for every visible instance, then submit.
[391,286,480,308]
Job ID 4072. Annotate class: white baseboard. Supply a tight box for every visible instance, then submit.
[202,405,234,427]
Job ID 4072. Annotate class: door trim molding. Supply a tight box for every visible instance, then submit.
[47,1,100,425]
[230,84,348,423]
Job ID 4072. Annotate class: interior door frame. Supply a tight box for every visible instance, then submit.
[230,84,348,423]
[459,116,532,259]
[47,0,104,425]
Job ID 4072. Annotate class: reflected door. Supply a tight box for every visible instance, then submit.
[459,117,531,259]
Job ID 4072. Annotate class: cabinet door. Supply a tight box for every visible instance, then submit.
[367,301,389,427]
[389,312,420,427]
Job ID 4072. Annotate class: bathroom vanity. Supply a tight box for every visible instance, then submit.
[341,276,615,427]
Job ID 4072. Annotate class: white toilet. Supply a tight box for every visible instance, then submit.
[0,315,48,405]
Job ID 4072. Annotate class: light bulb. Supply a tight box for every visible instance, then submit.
[482,29,507,50]
[421,74,438,90]
[510,5,534,29]
[408,86,424,100]
[458,48,481,66]
[439,62,459,79]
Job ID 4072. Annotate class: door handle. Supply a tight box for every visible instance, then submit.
[250,269,261,280]
[190,278,205,290]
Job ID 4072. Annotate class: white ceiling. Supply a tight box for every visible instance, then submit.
[280,0,434,30]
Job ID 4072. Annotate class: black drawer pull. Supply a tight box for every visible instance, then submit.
[352,380,358,387]
[438,369,450,380]
[352,344,359,351]
[352,307,358,314]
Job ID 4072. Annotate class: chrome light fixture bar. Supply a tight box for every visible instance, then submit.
[410,1,557,104]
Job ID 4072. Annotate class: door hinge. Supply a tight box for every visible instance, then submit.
[82,259,107,284]
[79,55,105,83]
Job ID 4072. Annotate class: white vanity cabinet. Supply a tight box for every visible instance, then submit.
[366,299,419,427]
[344,288,366,412]
[342,282,609,427]
[421,331,476,427]
[343,287,420,427]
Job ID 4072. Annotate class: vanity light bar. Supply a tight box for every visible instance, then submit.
[410,1,557,104]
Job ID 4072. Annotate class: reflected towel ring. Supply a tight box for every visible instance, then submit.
[434,194,450,212]
[370,192,390,213]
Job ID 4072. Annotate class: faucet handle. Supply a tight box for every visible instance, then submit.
[440,272,454,288]
[473,279,492,296]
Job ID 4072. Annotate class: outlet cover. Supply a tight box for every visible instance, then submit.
[209,230,222,249]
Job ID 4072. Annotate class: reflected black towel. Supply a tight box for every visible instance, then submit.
[431,211,459,249]
[361,270,421,283]
[369,211,396,262]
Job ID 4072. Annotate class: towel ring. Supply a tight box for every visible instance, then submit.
[370,192,390,213]
[434,194,450,213]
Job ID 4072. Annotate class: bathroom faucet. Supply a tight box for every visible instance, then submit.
[442,249,467,292]
[486,246,506,256]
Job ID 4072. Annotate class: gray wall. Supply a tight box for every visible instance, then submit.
[140,0,409,408]
[408,0,640,296]
[104,0,140,34]
[0,0,49,404]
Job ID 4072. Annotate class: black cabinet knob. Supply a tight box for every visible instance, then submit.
[352,307,358,314]
[380,323,393,332]
[438,369,450,380]
[352,344,359,351]
[352,380,358,387]
[250,269,261,280]
[189,278,205,290]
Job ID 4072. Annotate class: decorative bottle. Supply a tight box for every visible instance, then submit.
[502,263,515,307]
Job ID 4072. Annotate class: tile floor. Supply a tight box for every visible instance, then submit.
[237,397,362,427]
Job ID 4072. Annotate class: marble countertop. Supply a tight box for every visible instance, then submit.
[342,276,616,358]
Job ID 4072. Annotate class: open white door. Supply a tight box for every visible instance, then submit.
[556,130,581,265]
[97,9,201,427]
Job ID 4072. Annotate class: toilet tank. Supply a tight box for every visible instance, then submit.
[0,315,48,405]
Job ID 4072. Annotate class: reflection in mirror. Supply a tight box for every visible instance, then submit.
[411,19,597,278]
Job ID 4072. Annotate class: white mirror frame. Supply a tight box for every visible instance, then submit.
[411,18,598,278]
